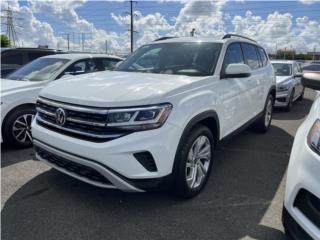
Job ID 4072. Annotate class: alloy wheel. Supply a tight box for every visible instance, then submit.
[264,98,272,127]
[12,114,35,143]
[185,135,211,189]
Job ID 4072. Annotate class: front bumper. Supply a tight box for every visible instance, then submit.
[284,121,320,239]
[274,90,290,107]
[32,119,182,192]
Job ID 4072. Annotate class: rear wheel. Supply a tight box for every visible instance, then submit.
[174,124,214,198]
[3,106,36,148]
[253,94,273,133]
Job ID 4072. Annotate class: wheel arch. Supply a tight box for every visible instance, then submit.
[2,103,36,132]
[171,110,220,187]
[269,85,276,104]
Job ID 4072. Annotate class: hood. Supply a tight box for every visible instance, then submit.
[40,71,204,107]
[276,76,292,84]
[1,79,44,94]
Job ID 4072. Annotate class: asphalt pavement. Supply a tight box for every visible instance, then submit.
[1,89,316,240]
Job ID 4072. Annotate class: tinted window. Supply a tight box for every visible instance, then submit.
[7,58,69,81]
[303,64,320,72]
[222,43,244,75]
[100,58,121,70]
[116,42,222,76]
[28,52,53,61]
[1,52,23,65]
[241,43,260,70]
[258,47,268,67]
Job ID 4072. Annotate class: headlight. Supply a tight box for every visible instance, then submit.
[278,80,292,91]
[307,119,320,155]
[106,103,173,131]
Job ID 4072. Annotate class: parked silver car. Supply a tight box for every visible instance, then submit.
[271,60,304,111]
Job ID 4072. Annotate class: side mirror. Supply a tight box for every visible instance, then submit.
[294,72,303,78]
[224,63,251,78]
[301,73,320,91]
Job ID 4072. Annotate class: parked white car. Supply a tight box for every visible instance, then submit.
[283,73,320,239]
[272,60,304,111]
[32,34,276,197]
[1,53,123,148]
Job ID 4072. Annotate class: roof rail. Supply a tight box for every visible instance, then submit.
[222,34,257,43]
[153,36,177,42]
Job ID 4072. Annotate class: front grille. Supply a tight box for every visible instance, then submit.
[294,189,320,229]
[35,146,112,185]
[36,97,129,142]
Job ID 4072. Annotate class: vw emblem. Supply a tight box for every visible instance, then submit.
[55,108,66,126]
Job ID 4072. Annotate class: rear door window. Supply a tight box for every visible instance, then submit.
[241,43,260,70]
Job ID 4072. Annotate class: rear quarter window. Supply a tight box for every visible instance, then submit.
[257,47,268,67]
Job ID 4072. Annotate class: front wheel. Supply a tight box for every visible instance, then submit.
[3,106,36,148]
[253,94,274,133]
[174,124,215,198]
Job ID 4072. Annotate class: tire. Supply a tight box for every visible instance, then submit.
[173,124,215,198]
[285,89,294,112]
[297,88,304,101]
[253,94,274,133]
[2,106,36,148]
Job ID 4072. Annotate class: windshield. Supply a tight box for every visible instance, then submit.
[7,58,70,81]
[116,42,222,76]
[272,63,292,76]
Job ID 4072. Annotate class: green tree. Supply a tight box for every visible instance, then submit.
[1,35,11,48]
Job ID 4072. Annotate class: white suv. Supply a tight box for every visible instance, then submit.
[32,34,276,197]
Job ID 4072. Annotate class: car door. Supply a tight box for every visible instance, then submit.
[219,42,253,134]
[292,62,303,98]
[241,43,265,116]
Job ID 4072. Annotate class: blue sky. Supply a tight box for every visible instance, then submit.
[3,1,320,53]
[18,1,320,36]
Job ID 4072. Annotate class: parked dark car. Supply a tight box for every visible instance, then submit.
[1,48,64,78]
[302,63,320,74]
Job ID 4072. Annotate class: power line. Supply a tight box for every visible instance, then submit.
[1,4,22,47]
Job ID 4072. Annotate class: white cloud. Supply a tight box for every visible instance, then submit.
[0,0,66,48]
[300,0,319,5]
[231,10,320,53]
[1,0,319,54]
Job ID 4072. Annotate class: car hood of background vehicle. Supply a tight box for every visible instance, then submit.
[276,76,292,84]
[1,79,44,94]
[40,71,205,107]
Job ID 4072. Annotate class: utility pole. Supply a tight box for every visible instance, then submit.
[67,33,70,50]
[81,32,85,51]
[105,40,108,54]
[313,46,316,62]
[1,4,23,47]
[130,0,134,52]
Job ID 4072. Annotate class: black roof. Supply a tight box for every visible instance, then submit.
[1,47,63,52]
